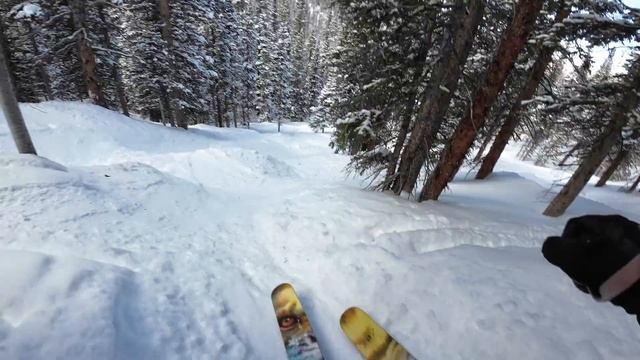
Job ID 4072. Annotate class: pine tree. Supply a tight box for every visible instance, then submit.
[421,0,545,201]
[290,0,309,121]
[476,0,640,180]
[544,54,640,217]
[234,0,258,127]
[475,1,571,180]
[3,1,52,102]
[254,0,279,124]
[119,0,173,123]
[390,0,484,194]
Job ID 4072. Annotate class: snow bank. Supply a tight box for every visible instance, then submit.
[0,102,638,359]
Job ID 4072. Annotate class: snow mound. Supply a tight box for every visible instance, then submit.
[0,154,70,188]
[0,250,156,359]
[1,102,300,190]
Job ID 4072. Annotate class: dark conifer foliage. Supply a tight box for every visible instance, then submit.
[1,0,327,130]
[323,0,639,215]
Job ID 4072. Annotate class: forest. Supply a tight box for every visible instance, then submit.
[2,1,640,357]
[1,0,639,217]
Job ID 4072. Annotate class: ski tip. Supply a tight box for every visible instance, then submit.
[340,307,416,360]
[340,306,364,326]
[271,282,294,298]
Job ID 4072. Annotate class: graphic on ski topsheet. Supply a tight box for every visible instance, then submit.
[340,306,416,360]
[271,283,324,360]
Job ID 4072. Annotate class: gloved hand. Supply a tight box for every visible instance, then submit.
[542,215,640,325]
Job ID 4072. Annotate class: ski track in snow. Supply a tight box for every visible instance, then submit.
[0,102,639,359]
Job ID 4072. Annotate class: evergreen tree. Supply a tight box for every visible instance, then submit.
[544,54,640,217]
[119,0,173,123]
[291,0,309,121]
[2,1,52,102]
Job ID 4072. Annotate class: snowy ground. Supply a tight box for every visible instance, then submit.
[0,102,638,360]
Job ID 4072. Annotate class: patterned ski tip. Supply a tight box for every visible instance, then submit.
[340,307,416,360]
[271,283,324,360]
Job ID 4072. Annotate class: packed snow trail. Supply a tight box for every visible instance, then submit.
[0,102,638,359]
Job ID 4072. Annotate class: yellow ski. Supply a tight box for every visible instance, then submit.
[271,283,324,360]
[340,307,416,360]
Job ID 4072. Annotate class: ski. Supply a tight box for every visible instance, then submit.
[340,307,416,360]
[271,283,324,360]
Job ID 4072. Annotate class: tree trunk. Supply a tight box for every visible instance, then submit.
[159,86,174,126]
[391,0,484,195]
[97,4,129,116]
[472,121,499,164]
[595,149,628,187]
[421,0,544,201]
[476,6,570,180]
[626,174,640,193]
[384,23,434,191]
[112,68,129,117]
[157,0,175,49]
[0,40,37,155]
[242,105,249,128]
[69,0,106,107]
[174,107,187,129]
[232,99,238,128]
[158,99,166,125]
[543,65,640,217]
[157,0,187,129]
[383,110,413,190]
[224,95,230,128]
[216,94,224,127]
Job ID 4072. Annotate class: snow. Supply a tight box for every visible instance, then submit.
[0,102,639,359]
[10,3,42,19]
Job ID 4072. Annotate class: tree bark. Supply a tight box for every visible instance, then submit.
[0,39,37,155]
[595,149,628,187]
[543,66,640,217]
[391,0,484,195]
[69,0,106,107]
[476,5,570,180]
[421,0,544,201]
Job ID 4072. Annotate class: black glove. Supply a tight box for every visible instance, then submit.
[542,215,640,325]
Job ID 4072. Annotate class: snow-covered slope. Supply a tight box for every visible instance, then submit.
[0,102,638,359]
